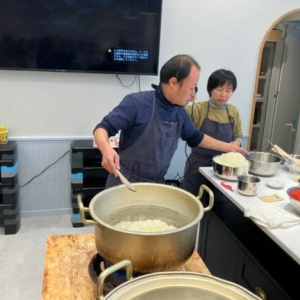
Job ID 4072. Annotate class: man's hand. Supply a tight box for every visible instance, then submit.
[229,144,249,156]
[94,128,120,177]
[199,134,249,156]
[101,148,120,177]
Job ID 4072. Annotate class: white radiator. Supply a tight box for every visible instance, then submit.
[16,139,72,216]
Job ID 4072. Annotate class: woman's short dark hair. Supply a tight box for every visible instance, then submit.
[207,69,237,97]
[160,55,201,84]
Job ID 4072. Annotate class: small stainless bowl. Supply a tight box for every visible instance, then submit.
[237,175,261,196]
[212,156,249,181]
[284,155,300,174]
[247,152,281,176]
[287,187,300,214]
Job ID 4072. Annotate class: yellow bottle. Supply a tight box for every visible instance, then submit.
[0,126,8,144]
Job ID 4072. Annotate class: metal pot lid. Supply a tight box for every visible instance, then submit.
[104,272,260,300]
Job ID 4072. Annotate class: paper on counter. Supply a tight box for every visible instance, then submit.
[245,204,300,229]
[259,194,284,202]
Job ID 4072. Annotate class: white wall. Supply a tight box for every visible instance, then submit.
[1,0,300,138]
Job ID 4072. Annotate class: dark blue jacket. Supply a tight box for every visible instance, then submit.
[94,85,204,152]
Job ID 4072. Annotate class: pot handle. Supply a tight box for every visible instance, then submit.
[97,259,133,300]
[77,194,97,225]
[255,287,267,300]
[197,184,214,212]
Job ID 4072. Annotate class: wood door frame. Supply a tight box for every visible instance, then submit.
[247,8,300,151]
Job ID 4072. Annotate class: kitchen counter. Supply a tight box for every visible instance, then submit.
[199,166,300,265]
[41,233,210,300]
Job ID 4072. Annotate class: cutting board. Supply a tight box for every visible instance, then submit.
[41,233,211,300]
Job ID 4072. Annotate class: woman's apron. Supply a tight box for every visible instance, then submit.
[106,93,182,188]
[182,104,233,196]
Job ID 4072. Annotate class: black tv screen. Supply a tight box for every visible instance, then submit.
[0,0,163,75]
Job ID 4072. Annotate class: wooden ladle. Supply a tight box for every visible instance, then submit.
[117,170,137,192]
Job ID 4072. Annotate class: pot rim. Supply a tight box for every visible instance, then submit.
[247,151,282,163]
[104,271,261,299]
[89,183,204,235]
[237,174,261,183]
[212,155,250,168]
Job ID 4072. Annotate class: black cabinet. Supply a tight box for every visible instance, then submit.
[70,140,111,227]
[199,209,240,282]
[0,141,20,234]
[235,251,283,300]
[198,190,298,300]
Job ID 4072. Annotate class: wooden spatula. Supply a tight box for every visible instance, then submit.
[117,170,137,192]
[266,139,287,162]
[273,145,300,166]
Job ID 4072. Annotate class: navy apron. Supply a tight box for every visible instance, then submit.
[182,104,234,196]
[106,93,182,188]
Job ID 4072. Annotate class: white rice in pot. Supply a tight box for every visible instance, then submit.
[114,219,177,232]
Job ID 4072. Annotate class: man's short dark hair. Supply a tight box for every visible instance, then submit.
[160,55,201,84]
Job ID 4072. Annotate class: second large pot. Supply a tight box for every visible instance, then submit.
[78,183,213,274]
[97,260,261,300]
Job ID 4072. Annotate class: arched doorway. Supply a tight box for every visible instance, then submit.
[248,9,300,154]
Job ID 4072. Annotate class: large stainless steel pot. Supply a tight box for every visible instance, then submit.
[97,260,261,300]
[78,183,213,274]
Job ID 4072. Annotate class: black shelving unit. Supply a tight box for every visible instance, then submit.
[70,140,110,227]
[0,141,20,234]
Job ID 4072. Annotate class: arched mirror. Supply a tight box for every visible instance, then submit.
[248,9,300,155]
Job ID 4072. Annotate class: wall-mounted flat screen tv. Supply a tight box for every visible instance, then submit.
[0,0,163,75]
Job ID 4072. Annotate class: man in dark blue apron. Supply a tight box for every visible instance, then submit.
[182,69,243,196]
[93,56,247,188]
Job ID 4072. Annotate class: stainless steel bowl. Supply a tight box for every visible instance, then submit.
[284,155,300,174]
[247,152,281,176]
[237,175,261,196]
[287,186,300,214]
[212,156,249,181]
